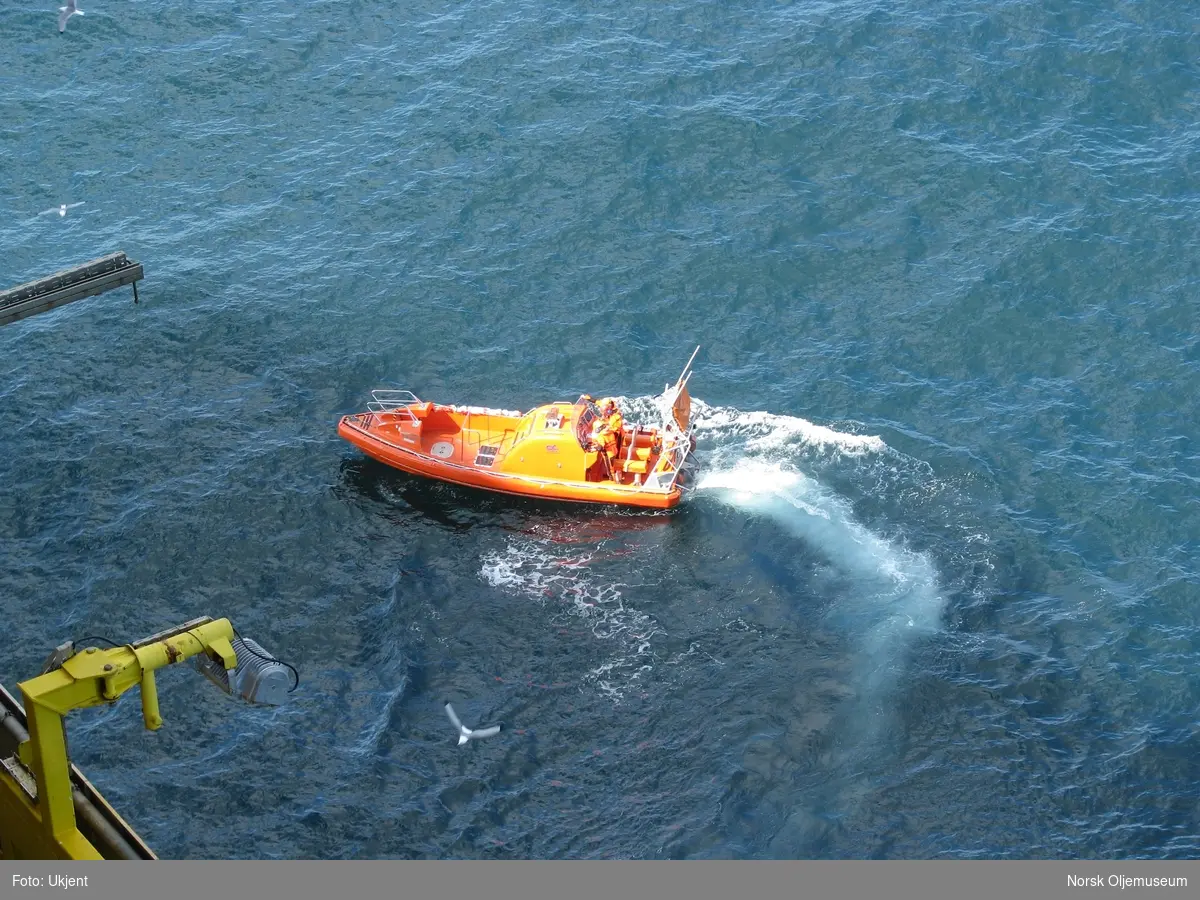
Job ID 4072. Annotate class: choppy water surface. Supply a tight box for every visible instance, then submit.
[2,0,1198,858]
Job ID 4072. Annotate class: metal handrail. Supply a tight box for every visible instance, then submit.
[367,389,422,411]
[367,390,423,426]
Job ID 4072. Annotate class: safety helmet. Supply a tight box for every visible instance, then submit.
[600,397,615,411]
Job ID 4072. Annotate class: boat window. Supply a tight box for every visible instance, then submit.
[575,406,598,449]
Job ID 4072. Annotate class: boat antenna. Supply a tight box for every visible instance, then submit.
[674,345,700,390]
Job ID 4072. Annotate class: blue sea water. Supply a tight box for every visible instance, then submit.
[2,0,1199,859]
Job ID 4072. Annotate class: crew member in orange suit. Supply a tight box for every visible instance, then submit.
[599,398,624,456]
[590,398,624,479]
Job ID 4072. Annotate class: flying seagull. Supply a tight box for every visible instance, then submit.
[38,202,85,218]
[443,701,503,746]
[58,0,83,33]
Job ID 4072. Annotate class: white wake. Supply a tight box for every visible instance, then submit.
[480,539,663,702]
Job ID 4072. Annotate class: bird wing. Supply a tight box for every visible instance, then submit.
[470,724,502,740]
[58,9,70,30]
[443,702,465,734]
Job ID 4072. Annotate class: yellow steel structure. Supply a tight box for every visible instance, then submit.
[0,617,239,860]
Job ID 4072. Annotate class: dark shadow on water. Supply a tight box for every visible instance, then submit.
[335,455,682,539]
[335,457,510,532]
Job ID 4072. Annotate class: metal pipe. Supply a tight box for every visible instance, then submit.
[70,783,149,860]
[0,704,25,753]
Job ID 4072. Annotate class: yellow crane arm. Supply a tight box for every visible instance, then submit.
[1,617,239,860]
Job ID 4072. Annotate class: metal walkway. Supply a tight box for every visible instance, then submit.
[0,252,144,327]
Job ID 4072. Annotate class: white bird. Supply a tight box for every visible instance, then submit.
[37,202,85,218]
[58,0,83,33]
[443,701,503,746]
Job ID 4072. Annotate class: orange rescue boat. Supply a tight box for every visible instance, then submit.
[337,348,700,509]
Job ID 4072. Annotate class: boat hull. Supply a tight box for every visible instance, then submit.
[338,415,683,509]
